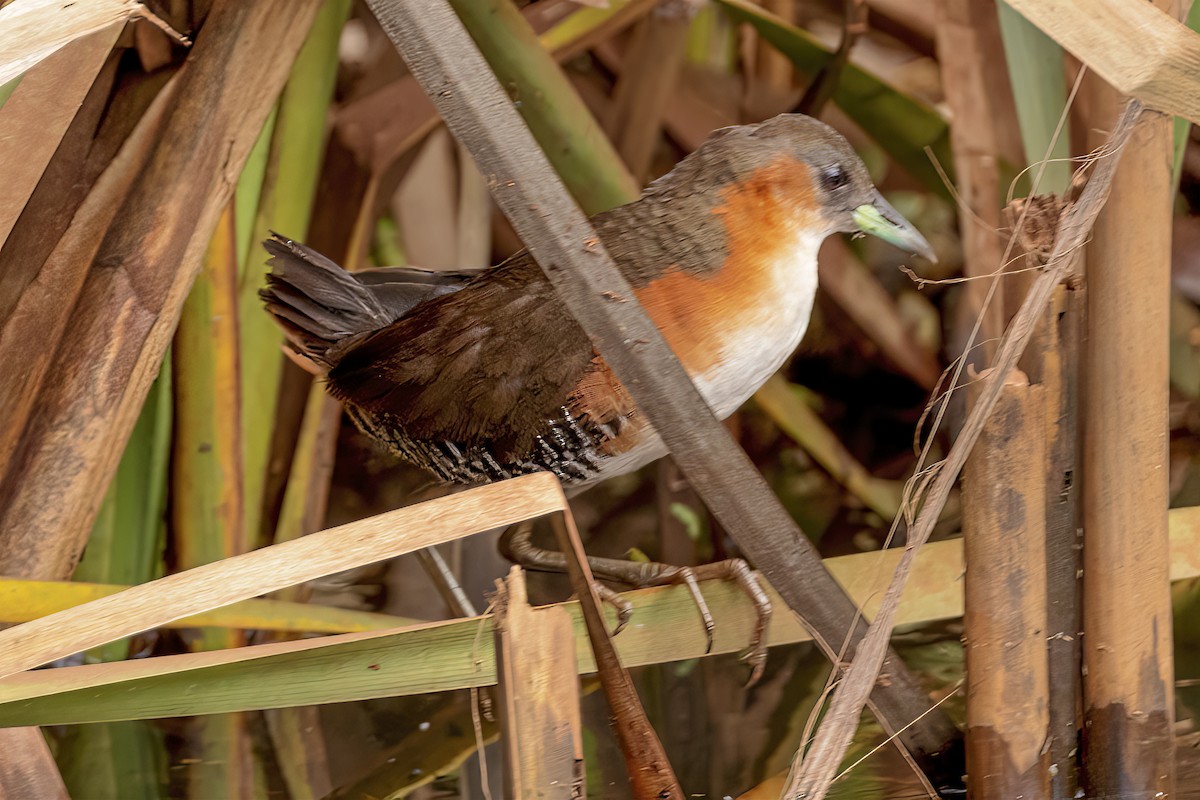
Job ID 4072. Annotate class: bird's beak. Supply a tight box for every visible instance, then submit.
[852,192,937,263]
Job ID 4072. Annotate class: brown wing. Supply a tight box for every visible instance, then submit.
[327,253,610,460]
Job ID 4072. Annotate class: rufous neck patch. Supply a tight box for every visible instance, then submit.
[632,156,824,378]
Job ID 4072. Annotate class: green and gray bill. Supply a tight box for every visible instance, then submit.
[853,193,936,262]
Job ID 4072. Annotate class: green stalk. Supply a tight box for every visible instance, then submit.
[239,0,351,549]
[74,362,173,657]
[173,203,261,800]
[231,7,352,797]
[235,107,278,277]
[451,0,639,213]
[58,361,173,800]
[996,1,1073,194]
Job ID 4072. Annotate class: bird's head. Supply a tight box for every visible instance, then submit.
[667,114,936,263]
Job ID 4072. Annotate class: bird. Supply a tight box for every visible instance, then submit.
[260,113,934,674]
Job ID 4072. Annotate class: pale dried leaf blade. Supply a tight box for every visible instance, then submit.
[0,23,123,250]
[0,0,148,85]
[1004,0,1200,123]
[0,473,567,680]
[0,67,181,498]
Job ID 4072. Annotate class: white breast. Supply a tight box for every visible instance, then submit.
[584,231,824,485]
[691,230,823,418]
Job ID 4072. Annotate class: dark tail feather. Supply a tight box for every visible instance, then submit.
[259,232,480,368]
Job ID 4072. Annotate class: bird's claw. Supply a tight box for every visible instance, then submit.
[591,582,634,636]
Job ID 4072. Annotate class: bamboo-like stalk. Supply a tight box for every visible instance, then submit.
[1021,284,1082,797]
[962,369,1049,796]
[1078,71,1176,794]
[994,7,1082,786]
[786,101,1144,799]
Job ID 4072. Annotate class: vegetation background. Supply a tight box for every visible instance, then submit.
[1,0,1200,797]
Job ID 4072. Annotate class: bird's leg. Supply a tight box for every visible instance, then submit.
[498,520,633,632]
[497,520,772,685]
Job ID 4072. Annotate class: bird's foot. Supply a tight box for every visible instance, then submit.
[629,559,772,687]
[590,582,635,635]
[498,521,771,685]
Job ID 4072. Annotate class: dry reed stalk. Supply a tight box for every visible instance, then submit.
[1078,61,1176,793]
[494,567,585,798]
[785,100,1145,799]
[0,0,168,84]
[0,25,121,250]
[1020,283,1083,797]
[962,369,1049,796]
[0,65,176,503]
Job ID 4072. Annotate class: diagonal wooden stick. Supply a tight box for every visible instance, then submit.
[786,99,1147,798]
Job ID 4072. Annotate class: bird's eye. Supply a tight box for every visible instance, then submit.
[821,165,849,192]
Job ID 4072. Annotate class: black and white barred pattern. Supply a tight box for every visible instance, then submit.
[344,405,609,487]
